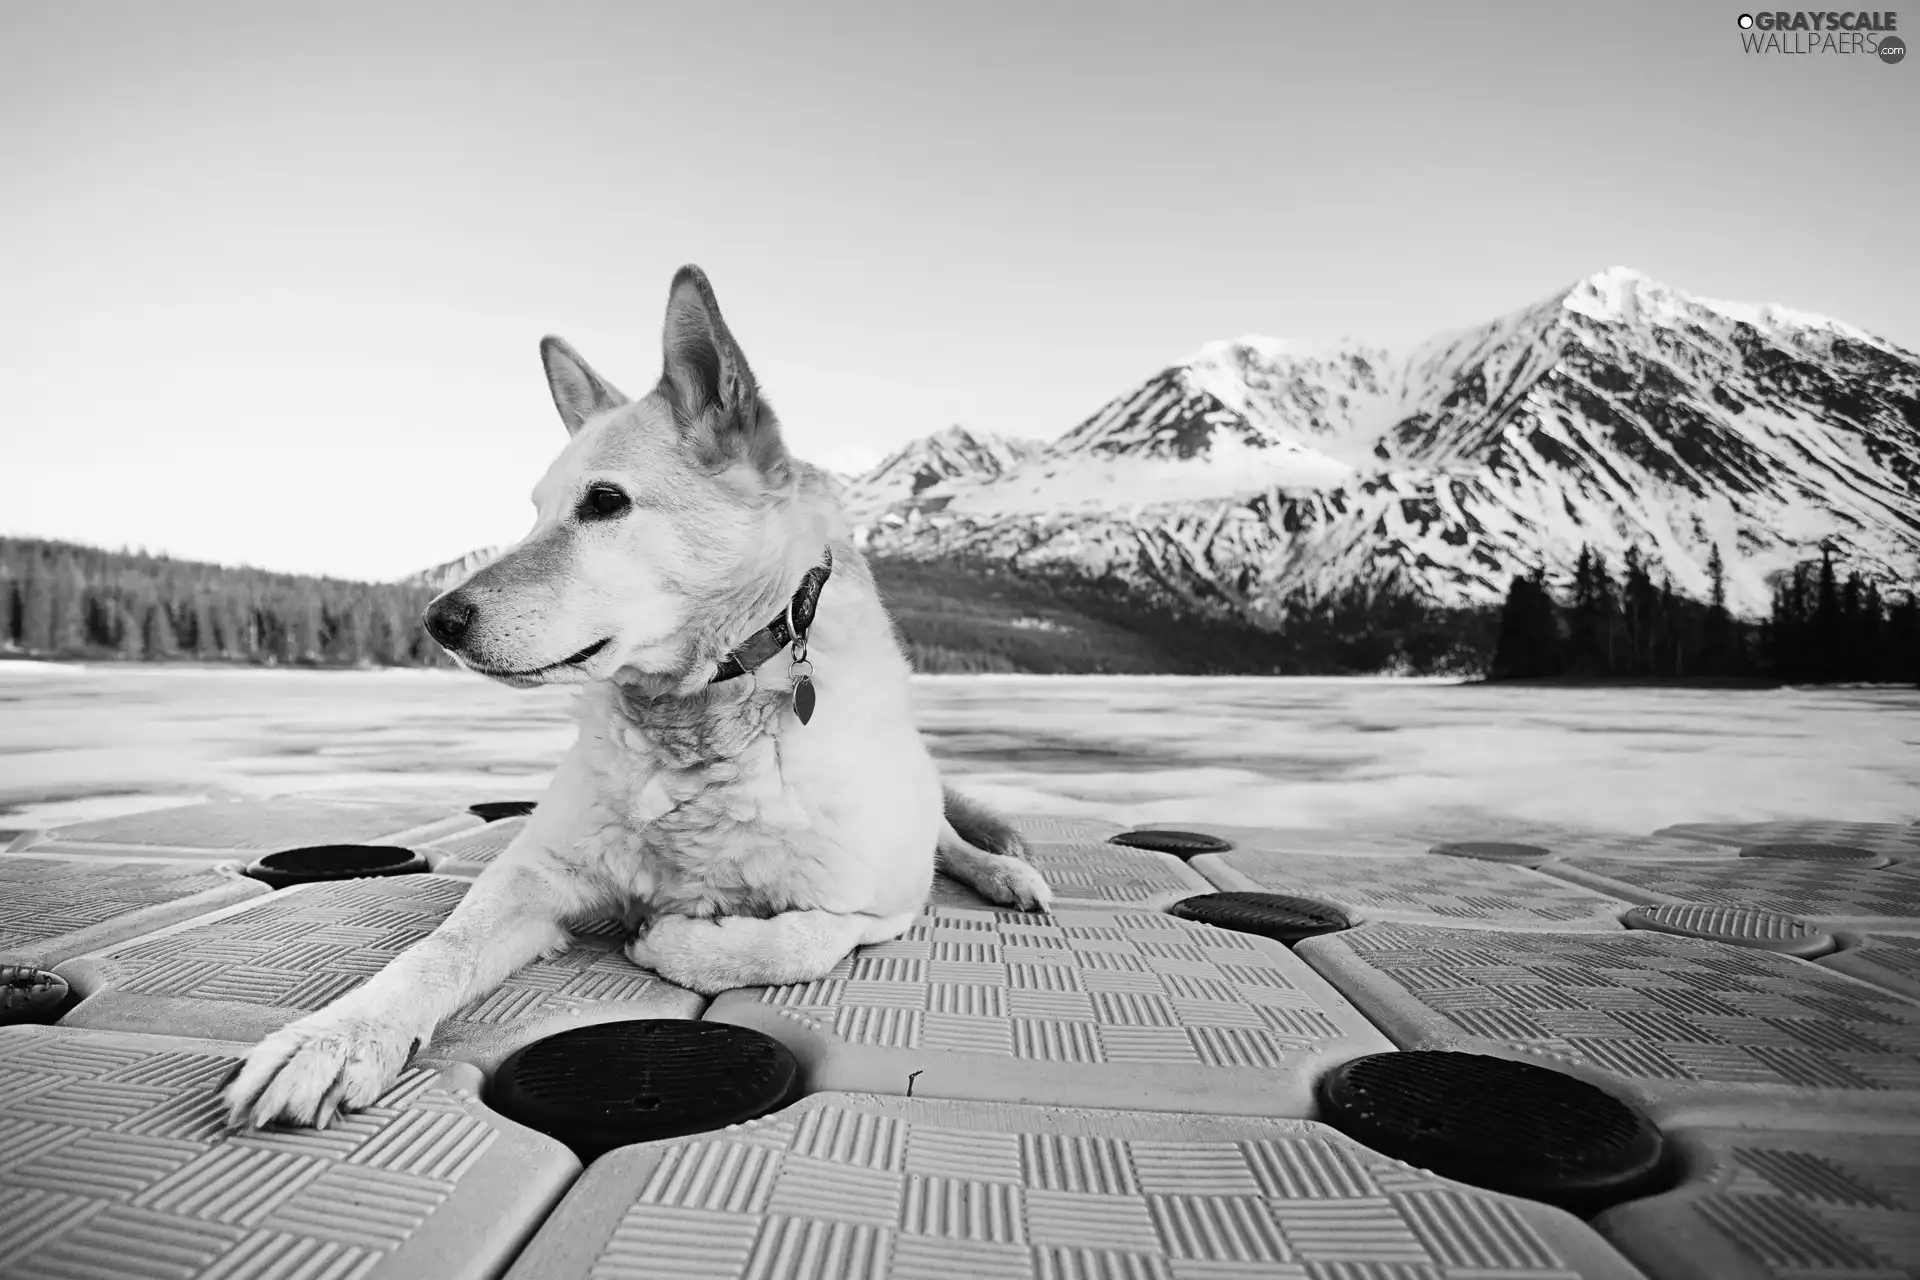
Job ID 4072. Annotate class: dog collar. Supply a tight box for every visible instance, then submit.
[710,547,833,702]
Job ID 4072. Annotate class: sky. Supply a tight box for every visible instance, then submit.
[2,0,1914,582]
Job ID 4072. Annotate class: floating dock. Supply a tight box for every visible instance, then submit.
[4,797,1919,1279]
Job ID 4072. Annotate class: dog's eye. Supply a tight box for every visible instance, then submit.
[578,484,631,521]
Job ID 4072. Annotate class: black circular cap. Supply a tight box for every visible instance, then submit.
[1739,841,1885,866]
[1,965,69,1025]
[245,844,429,890]
[1317,1051,1669,1214]
[1169,892,1352,944]
[488,1020,798,1159]
[1430,840,1554,865]
[470,801,538,822]
[1109,829,1233,857]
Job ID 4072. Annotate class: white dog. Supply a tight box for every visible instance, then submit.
[225,266,1051,1130]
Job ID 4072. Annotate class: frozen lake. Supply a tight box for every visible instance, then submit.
[2,660,1916,846]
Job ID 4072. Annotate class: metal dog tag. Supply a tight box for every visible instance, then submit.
[789,654,816,725]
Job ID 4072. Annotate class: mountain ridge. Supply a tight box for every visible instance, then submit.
[411,268,1920,624]
[844,266,1920,618]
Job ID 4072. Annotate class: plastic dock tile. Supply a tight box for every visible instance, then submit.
[1541,857,1920,932]
[1190,850,1631,931]
[929,840,1213,911]
[12,796,481,860]
[1592,1123,1920,1280]
[418,817,527,878]
[1006,814,1126,843]
[54,875,705,1074]
[1654,820,1920,859]
[1296,923,1920,1126]
[704,904,1394,1118]
[0,853,270,969]
[1820,933,1920,1002]
[0,1023,579,1280]
[502,1091,1648,1280]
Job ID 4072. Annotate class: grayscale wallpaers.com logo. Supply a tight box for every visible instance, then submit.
[1738,10,1905,60]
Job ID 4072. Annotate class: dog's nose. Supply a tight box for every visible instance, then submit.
[424,593,476,649]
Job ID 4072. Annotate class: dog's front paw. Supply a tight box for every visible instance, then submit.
[623,924,716,996]
[975,857,1053,912]
[223,1006,417,1131]
[624,917,755,997]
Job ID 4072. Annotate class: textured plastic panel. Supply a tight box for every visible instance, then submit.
[1593,1123,1920,1280]
[0,853,269,968]
[705,905,1394,1118]
[1622,904,1836,959]
[1821,932,1920,1002]
[418,817,528,878]
[1655,820,1920,858]
[930,840,1212,911]
[1192,850,1630,931]
[504,1092,1647,1280]
[1006,814,1127,843]
[0,1024,579,1280]
[1296,923,1920,1126]
[15,797,481,859]
[54,875,705,1073]
[1543,857,1920,931]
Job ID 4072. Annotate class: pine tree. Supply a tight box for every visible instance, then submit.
[1703,543,1729,676]
[144,599,179,659]
[1590,552,1617,676]
[49,559,86,653]
[1863,580,1885,680]
[1491,575,1532,679]
[1812,545,1841,680]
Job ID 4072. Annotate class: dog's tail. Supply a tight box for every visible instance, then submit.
[936,785,1051,912]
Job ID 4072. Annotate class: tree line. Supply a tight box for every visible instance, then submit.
[7,532,1914,682]
[1490,542,1920,683]
[0,537,456,668]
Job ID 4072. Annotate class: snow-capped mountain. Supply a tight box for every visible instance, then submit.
[848,267,1920,618]
[851,425,1047,508]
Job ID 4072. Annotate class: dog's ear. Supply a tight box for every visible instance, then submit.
[659,265,787,479]
[540,336,628,436]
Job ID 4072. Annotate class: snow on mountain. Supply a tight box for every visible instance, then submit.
[854,267,1920,618]
[847,425,1046,507]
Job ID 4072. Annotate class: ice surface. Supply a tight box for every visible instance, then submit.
[1,663,1915,845]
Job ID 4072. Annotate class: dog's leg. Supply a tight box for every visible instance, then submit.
[942,784,1030,858]
[936,820,1053,911]
[937,784,1051,910]
[625,909,917,997]
[223,861,580,1130]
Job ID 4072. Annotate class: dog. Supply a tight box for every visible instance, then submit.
[224,265,1051,1130]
